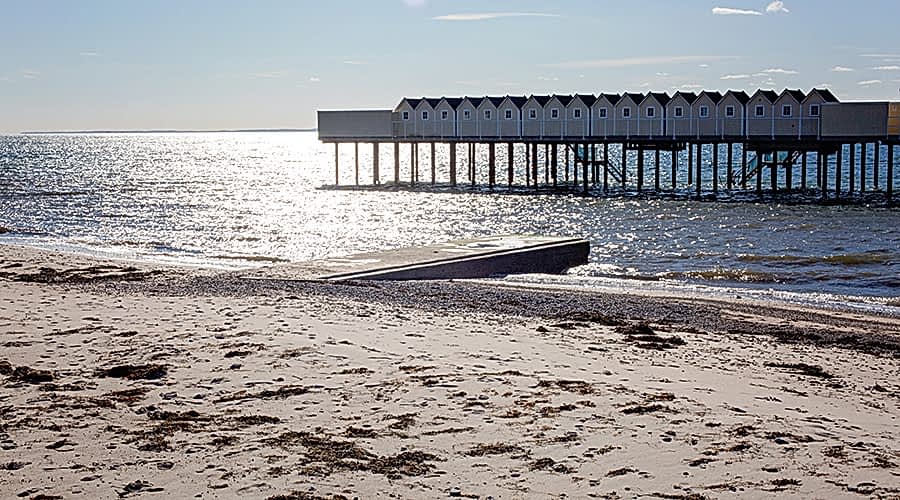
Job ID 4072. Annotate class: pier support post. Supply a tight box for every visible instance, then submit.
[816,151,822,190]
[726,143,733,190]
[565,144,570,184]
[583,143,589,193]
[785,151,792,192]
[835,145,843,198]
[741,145,748,189]
[801,151,807,190]
[488,143,496,188]
[507,142,514,187]
[712,143,719,194]
[654,149,661,192]
[637,147,644,193]
[469,143,475,186]
[860,143,867,192]
[687,143,693,185]
[756,151,763,197]
[603,143,609,192]
[573,145,578,187]
[875,144,881,189]
[354,142,359,186]
[449,142,457,186]
[524,143,531,187]
[849,143,856,194]
[551,143,558,188]
[393,142,400,184]
[621,144,628,189]
[770,151,777,193]
[671,149,677,190]
[373,143,380,185]
[532,143,539,185]
[430,142,436,185]
[411,143,417,186]
[696,143,702,197]
[590,144,597,188]
[888,144,895,204]
[334,143,339,186]
[821,152,828,199]
[544,144,550,185]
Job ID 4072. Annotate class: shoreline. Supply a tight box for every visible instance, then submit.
[1,243,899,498]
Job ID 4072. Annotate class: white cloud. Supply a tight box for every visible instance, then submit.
[860,53,900,58]
[433,12,560,21]
[639,82,651,88]
[765,1,790,13]
[403,0,426,7]
[830,66,854,72]
[79,51,100,57]
[656,72,670,77]
[762,68,798,74]
[0,76,10,82]
[343,60,369,66]
[721,74,750,80]
[21,70,39,80]
[309,76,321,82]
[858,79,882,86]
[544,55,737,69]
[698,64,710,68]
[815,82,833,88]
[712,7,762,15]
[679,84,704,90]
[873,65,900,71]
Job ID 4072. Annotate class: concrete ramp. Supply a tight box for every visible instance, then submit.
[244,235,589,281]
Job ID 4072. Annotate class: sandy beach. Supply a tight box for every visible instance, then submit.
[1,243,899,499]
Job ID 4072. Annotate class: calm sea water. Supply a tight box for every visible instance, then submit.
[1,132,897,310]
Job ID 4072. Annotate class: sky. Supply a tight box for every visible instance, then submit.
[2,0,900,133]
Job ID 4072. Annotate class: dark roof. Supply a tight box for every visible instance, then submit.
[442,97,463,109]
[598,93,621,105]
[531,95,552,106]
[507,95,528,107]
[465,96,484,108]
[424,98,441,108]
[672,91,698,104]
[621,92,645,104]
[755,90,779,102]
[647,92,671,105]
[554,95,574,107]
[481,96,504,108]
[782,89,807,102]
[575,94,597,107]
[405,98,422,108]
[700,91,723,104]
[725,90,750,104]
[806,88,839,103]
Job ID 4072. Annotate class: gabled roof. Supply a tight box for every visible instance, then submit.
[405,98,422,109]
[423,98,441,108]
[477,96,504,108]
[644,92,671,106]
[464,96,484,108]
[530,95,552,106]
[597,93,622,105]
[506,95,528,108]
[671,91,698,104]
[554,95,574,107]
[441,97,464,109]
[752,89,779,102]
[620,92,645,104]
[698,91,723,104]
[780,89,806,102]
[724,90,750,104]
[574,94,597,107]
[804,88,839,103]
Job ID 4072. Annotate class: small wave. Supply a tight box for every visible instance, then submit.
[737,252,893,266]
[208,254,290,263]
[660,268,784,283]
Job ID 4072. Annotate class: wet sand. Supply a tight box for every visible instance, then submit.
[1,244,899,499]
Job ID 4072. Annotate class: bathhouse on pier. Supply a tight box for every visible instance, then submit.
[317,88,900,204]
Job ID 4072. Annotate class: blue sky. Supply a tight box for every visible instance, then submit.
[2,0,899,132]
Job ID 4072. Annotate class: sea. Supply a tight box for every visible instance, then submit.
[1,132,898,314]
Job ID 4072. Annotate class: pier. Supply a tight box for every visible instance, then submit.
[318,90,900,204]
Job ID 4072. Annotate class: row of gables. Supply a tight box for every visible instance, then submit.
[393,88,839,139]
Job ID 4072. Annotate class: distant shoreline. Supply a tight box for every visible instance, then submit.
[18,128,317,135]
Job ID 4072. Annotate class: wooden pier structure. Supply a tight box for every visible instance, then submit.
[318,90,900,204]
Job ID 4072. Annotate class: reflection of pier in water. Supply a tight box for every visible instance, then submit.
[318,89,900,204]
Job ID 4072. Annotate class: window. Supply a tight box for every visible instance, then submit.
[810,104,820,117]
[782,105,792,117]
[699,106,709,118]
[573,108,582,119]
[421,111,429,120]
[755,105,765,117]
[484,109,492,120]
[441,110,448,120]
[402,111,409,121]
[463,109,471,120]
[623,107,631,119]
[674,106,683,118]
[551,108,559,119]
[598,108,608,119]
[505,109,512,120]
[529,109,537,119]
[646,107,655,118]
[726,106,735,117]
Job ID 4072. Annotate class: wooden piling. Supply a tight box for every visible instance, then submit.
[801,151,807,190]
[590,144,597,187]
[334,143,339,185]
[671,149,677,190]
[524,143,531,187]
[551,143,558,188]
[726,143,733,190]
[770,151,777,192]
[695,143,702,196]
[544,144,549,185]
[488,143,496,188]
[532,143,539,185]
[430,142,436,185]
[637,147,644,192]
[874,144,881,189]
[354,142,359,186]
[785,150,792,191]
[654,149,661,192]
[449,142,457,186]
[564,144,570,184]
[507,142,514,187]
[687,143,693,185]
[860,143,867,192]
[603,143,609,192]
[888,144,895,204]
[712,143,719,194]
[821,152,828,199]
[411,143,417,186]
[573,144,579,187]
[849,143,856,193]
[393,142,400,184]
[741,145,748,189]
[756,151,763,196]
[835,145,842,198]
[621,144,628,189]
[582,143,589,193]
[373,142,380,184]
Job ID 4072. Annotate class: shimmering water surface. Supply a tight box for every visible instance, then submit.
[1,132,897,306]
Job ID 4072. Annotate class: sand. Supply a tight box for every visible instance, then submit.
[1,243,899,499]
